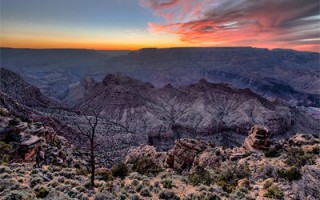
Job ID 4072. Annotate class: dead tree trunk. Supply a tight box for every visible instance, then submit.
[74,111,99,187]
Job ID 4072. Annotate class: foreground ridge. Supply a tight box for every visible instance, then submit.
[1,104,319,199]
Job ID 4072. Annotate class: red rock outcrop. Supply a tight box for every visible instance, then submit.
[243,125,270,152]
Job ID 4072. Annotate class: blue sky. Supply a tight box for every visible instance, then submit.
[1,0,319,51]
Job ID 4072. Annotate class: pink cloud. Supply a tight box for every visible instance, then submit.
[140,0,320,52]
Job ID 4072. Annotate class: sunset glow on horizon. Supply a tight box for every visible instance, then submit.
[1,0,319,51]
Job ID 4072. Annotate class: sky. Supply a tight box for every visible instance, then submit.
[1,0,319,51]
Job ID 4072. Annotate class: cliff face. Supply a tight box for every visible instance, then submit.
[0,68,59,108]
[74,73,319,150]
[63,77,97,106]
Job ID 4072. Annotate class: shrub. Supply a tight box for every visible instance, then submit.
[140,188,152,197]
[76,192,89,200]
[263,185,284,199]
[131,179,140,186]
[35,187,49,198]
[161,179,174,189]
[133,157,162,176]
[112,162,128,179]
[184,193,199,200]
[189,166,212,186]
[130,194,142,200]
[0,142,12,164]
[263,179,273,189]
[0,166,11,174]
[119,194,128,200]
[2,128,21,144]
[264,148,280,158]
[277,167,301,182]
[0,179,12,193]
[96,168,113,181]
[76,168,89,176]
[45,190,69,199]
[201,193,220,200]
[158,190,180,200]
[285,148,314,168]
[135,184,143,192]
[30,177,43,188]
[154,181,161,188]
[3,190,28,200]
[0,109,9,116]
[59,170,75,179]
[94,192,114,200]
[311,146,319,154]
[214,163,250,193]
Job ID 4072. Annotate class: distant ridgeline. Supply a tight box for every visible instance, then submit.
[1,47,319,107]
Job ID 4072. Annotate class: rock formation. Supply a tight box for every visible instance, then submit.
[125,138,227,171]
[167,139,208,169]
[0,68,60,108]
[73,73,319,151]
[0,105,83,166]
[243,125,271,152]
[1,69,319,164]
[19,136,42,161]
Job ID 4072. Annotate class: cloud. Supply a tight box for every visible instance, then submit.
[140,0,320,51]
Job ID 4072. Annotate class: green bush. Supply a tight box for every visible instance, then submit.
[264,148,281,158]
[0,142,12,164]
[214,163,251,193]
[263,179,273,189]
[111,162,128,179]
[277,167,301,182]
[311,147,319,154]
[158,190,180,200]
[263,185,284,199]
[3,129,21,145]
[35,187,49,198]
[285,148,314,168]
[189,166,212,186]
[133,157,162,176]
[76,168,89,176]
[161,179,174,189]
[96,168,113,181]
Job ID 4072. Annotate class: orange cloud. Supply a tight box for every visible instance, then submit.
[141,0,320,52]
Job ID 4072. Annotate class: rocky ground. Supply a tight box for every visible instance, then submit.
[1,103,319,199]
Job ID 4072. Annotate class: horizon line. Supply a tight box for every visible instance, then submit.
[0,46,318,53]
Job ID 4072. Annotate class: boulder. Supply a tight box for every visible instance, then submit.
[168,139,208,170]
[19,136,42,161]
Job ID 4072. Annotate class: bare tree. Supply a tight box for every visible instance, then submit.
[74,110,99,187]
